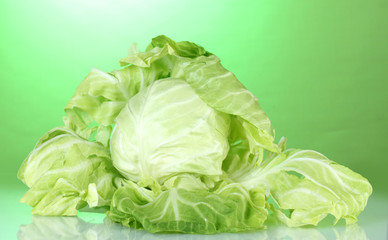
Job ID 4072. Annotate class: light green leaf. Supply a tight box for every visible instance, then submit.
[108,181,267,234]
[18,127,121,216]
[119,35,210,68]
[239,148,372,226]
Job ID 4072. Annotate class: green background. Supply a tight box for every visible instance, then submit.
[1,0,387,196]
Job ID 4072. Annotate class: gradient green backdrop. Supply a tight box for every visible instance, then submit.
[1,0,387,199]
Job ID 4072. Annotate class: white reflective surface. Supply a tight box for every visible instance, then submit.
[17,216,383,240]
[7,191,388,240]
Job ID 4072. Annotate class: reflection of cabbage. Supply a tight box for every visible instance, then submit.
[18,36,372,234]
[17,216,368,240]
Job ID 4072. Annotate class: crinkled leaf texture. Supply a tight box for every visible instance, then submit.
[237,139,372,227]
[17,35,372,234]
[63,60,170,143]
[110,78,231,186]
[18,127,121,215]
[107,180,267,234]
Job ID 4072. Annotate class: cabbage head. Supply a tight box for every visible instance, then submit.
[18,36,372,234]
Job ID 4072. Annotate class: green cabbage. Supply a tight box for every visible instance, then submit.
[18,35,372,234]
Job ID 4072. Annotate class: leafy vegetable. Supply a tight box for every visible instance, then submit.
[18,35,372,234]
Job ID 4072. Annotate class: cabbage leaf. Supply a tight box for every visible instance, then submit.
[108,181,267,234]
[236,140,372,227]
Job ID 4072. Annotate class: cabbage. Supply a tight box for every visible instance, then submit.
[18,35,372,234]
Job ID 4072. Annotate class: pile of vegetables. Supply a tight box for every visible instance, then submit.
[18,36,372,234]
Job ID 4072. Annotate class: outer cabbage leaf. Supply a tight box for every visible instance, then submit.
[237,147,372,227]
[119,35,211,68]
[17,127,121,216]
[110,78,230,186]
[177,55,273,138]
[107,181,267,234]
